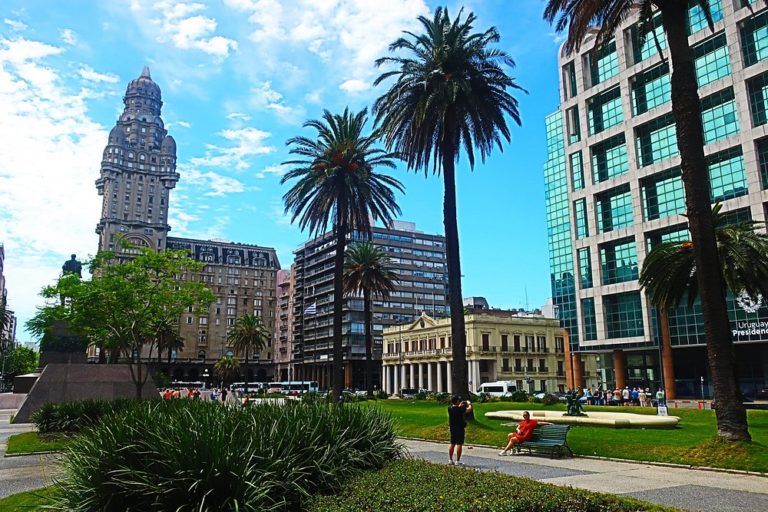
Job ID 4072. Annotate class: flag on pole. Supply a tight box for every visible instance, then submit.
[304,302,317,315]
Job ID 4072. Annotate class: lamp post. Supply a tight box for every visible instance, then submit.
[202,368,210,389]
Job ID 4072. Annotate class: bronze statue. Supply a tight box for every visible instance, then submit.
[62,254,82,278]
[563,390,587,417]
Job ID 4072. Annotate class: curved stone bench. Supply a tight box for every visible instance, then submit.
[485,409,680,428]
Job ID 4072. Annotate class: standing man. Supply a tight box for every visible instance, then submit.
[447,395,472,466]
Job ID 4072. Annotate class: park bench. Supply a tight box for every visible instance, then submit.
[502,423,572,458]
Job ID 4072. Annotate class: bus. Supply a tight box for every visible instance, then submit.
[280,381,320,395]
[170,381,205,390]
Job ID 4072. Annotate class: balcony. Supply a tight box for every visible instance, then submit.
[525,367,536,374]
[538,367,549,373]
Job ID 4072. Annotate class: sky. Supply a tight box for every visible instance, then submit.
[0,0,564,342]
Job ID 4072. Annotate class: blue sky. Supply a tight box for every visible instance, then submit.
[0,0,564,341]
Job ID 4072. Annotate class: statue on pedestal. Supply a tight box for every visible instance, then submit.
[62,254,82,278]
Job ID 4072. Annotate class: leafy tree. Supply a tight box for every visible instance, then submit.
[282,108,403,403]
[151,317,183,364]
[29,245,214,399]
[214,355,240,386]
[543,0,763,440]
[374,7,524,398]
[227,314,269,395]
[343,242,397,396]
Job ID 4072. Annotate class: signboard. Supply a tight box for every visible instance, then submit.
[730,293,768,342]
[657,406,668,416]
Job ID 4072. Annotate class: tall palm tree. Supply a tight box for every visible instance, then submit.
[227,314,269,395]
[282,108,403,403]
[343,242,397,396]
[641,204,768,310]
[214,355,240,387]
[374,7,524,399]
[544,0,757,441]
[151,317,179,364]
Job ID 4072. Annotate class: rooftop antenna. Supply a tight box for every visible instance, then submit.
[524,285,529,311]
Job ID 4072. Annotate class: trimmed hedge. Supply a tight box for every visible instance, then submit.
[308,459,674,512]
[54,400,402,511]
[31,399,137,433]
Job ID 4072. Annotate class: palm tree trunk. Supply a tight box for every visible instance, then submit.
[332,196,349,404]
[244,352,249,395]
[364,287,374,397]
[167,347,172,364]
[440,123,468,400]
[660,4,749,440]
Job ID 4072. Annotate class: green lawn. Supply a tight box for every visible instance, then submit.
[0,487,56,511]
[5,432,72,455]
[369,400,768,473]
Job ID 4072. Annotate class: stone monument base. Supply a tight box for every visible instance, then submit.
[13,364,158,423]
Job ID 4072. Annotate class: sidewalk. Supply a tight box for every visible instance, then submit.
[0,409,60,499]
[403,439,768,512]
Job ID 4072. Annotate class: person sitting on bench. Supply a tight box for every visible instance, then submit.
[499,411,550,455]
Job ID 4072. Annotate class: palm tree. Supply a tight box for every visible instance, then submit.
[0,304,13,390]
[151,317,179,364]
[227,314,269,395]
[282,108,403,403]
[374,7,524,399]
[641,203,768,312]
[214,355,240,387]
[544,0,755,441]
[343,242,397,396]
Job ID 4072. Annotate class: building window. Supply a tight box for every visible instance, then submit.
[588,40,619,86]
[577,248,593,289]
[747,71,768,127]
[631,63,670,116]
[641,167,685,221]
[590,134,628,183]
[742,9,768,67]
[566,106,581,144]
[587,86,623,135]
[595,184,633,233]
[756,138,768,189]
[562,60,577,98]
[708,147,748,202]
[632,16,666,64]
[574,198,589,239]
[481,333,490,350]
[513,335,521,352]
[645,225,689,253]
[635,113,677,167]
[501,334,508,351]
[569,151,584,191]
[688,0,723,35]
[599,237,638,285]
[701,88,738,144]
[199,317,208,325]
[502,358,510,371]
[604,292,644,338]
[693,33,730,87]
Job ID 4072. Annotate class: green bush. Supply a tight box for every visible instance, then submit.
[542,393,560,406]
[31,399,137,434]
[509,390,528,402]
[54,400,402,512]
[307,459,671,512]
[375,390,389,400]
[414,391,428,400]
[432,392,451,404]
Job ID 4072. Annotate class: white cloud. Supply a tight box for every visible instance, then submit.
[339,79,369,93]
[190,126,275,170]
[60,28,77,45]
[226,111,251,121]
[78,65,120,83]
[0,36,105,340]
[304,89,322,104]
[250,81,305,124]
[226,0,429,92]
[3,19,27,32]
[254,163,287,179]
[183,168,245,196]
[175,120,192,128]
[152,0,238,58]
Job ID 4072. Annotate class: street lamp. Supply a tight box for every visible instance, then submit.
[202,368,210,389]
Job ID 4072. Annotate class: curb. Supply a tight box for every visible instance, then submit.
[399,437,768,477]
[4,450,61,457]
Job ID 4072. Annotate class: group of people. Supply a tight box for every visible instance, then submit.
[161,387,201,400]
[580,387,665,407]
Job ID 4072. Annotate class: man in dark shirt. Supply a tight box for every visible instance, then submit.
[447,395,472,465]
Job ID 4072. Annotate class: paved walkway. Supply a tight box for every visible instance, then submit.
[403,439,768,512]
[0,409,60,499]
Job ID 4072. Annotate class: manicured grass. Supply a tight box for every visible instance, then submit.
[0,486,56,511]
[5,432,73,455]
[369,400,768,473]
[308,459,676,512]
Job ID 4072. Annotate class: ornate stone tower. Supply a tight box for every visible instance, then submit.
[95,67,179,253]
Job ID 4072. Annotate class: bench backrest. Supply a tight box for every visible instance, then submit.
[531,424,570,441]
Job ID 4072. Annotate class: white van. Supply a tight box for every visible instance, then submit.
[477,381,517,397]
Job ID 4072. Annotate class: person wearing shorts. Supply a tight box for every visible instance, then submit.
[447,395,472,465]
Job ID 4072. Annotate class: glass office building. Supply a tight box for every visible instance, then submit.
[544,0,768,398]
